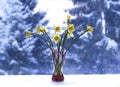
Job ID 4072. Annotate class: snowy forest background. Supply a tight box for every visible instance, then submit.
[0,0,120,75]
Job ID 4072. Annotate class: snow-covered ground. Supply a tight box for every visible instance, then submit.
[0,75,120,87]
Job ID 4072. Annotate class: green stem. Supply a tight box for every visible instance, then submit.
[51,48,56,62]
[61,22,70,54]
[54,61,62,75]
[38,34,55,61]
[57,41,60,62]
[38,35,52,50]
[45,32,54,47]
[60,53,66,66]
[61,30,67,52]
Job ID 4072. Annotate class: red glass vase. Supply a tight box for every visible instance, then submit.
[52,72,64,82]
[52,64,64,82]
[51,48,65,82]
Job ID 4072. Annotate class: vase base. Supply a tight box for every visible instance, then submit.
[52,74,64,82]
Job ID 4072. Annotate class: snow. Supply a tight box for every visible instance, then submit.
[106,0,120,9]
[0,69,8,75]
[95,37,118,50]
[34,0,73,27]
[9,59,18,65]
[106,38,118,50]
[0,75,120,87]
[101,11,106,34]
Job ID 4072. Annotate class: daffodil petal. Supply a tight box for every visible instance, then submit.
[68,24,75,32]
[26,31,32,37]
[67,31,74,38]
[87,25,93,32]
[67,15,71,22]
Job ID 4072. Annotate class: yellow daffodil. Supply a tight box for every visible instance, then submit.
[26,31,32,37]
[67,31,74,38]
[40,26,47,33]
[87,25,93,32]
[68,24,75,32]
[35,26,47,34]
[67,15,71,22]
[54,26,61,33]
[53,34,61,44]
[36,26,41,32]
[35,26,41,34]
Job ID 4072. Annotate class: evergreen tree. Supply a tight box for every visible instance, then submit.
[68,0,120,74]
[0,0,49,74]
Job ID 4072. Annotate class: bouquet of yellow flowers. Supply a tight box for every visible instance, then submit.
[26,15,93,82]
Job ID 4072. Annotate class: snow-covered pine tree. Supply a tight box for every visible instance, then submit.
[67,0,120,74]
[0,0,49,75]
